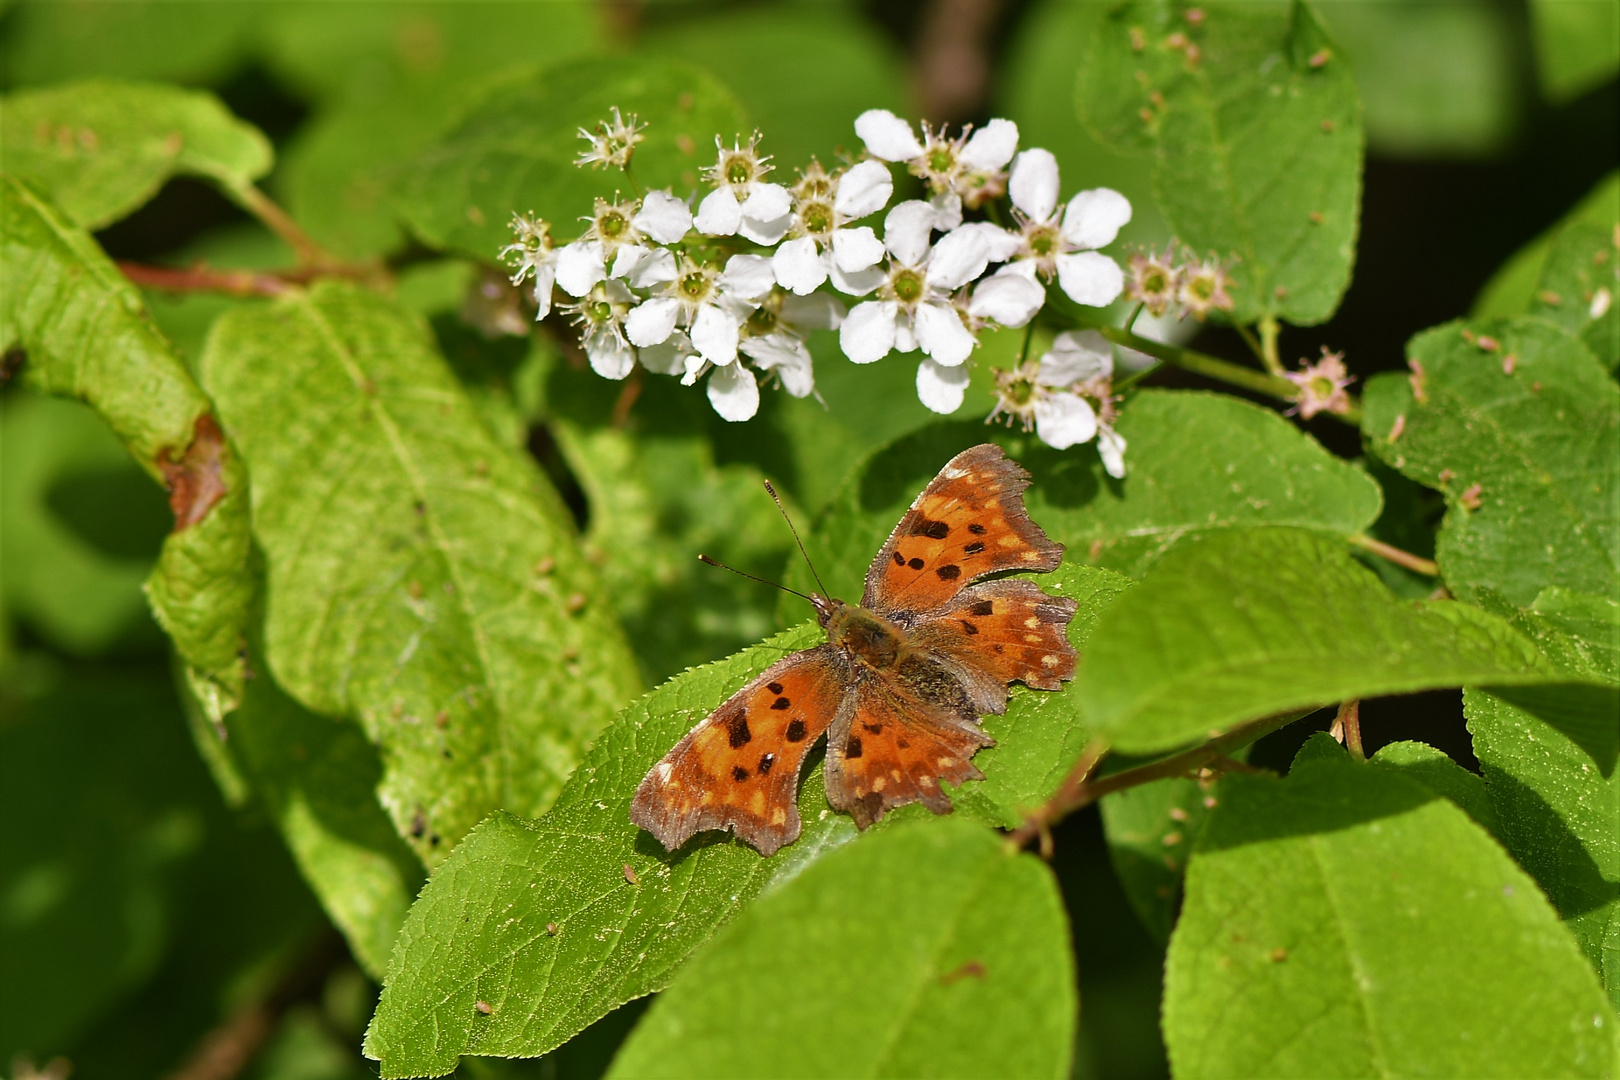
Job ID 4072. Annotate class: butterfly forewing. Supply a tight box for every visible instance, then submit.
[630,645,846,857]
[911,578,1079,694]
[862,444,1064,618]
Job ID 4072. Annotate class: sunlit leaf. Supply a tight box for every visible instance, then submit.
[1165,745,1618,1076]
[199,280,641,863]
[609,818,1075,1080]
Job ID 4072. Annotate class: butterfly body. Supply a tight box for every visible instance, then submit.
[631,444,1078,856]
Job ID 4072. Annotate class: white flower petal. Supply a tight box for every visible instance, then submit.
[967,269,1046,327]
[1033,394,1098,450]
[706,361,760,421]
[960,118,1019,171]
[928,227,991,291]
[692,303,741,365]
[955,221,1021,263]
[738,210,790,246]
[916,358,970,414]
[532,263,556,320]
[834,159,894,220]
[884,200,937,266]
[781,292,845,331]
[584,328,636,380]
[1055,251,1125,307]
[625,296,680,348]
[831,226,886,273]
[680,354,708,386]
[930,190,963,231]
[1061,187,1132,250]
[1040,330,1114,385]
[895,318,918,354]
[622,246,677,289]
[638,331,694,375]
[742,182,792,222]
[695,187,742,236]
[555,240,605,296]
[1097,425,1128,478]
[1009,148,1060,222]
[840,300,898,363]
[914,301,976,365]
[741,334,816,397]
[632,189,693,244]
[829,260,886,297]
[855,108,924,161]
[773,236,829,295]
[722,254,777,303]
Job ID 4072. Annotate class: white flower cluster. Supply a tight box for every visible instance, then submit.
[501,107,1133,456]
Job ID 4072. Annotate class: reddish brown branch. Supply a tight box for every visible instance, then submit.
[120,261,292,297]
[1330,699,1364,761]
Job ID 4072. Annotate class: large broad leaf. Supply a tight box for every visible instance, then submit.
[0,79,272,229]
[1164,745,1618,1077]
[1475,171,1619,322]
[1076,0,1363,326]
[1468,688,1620,1009]
[395,58,747,260]
[608,818,1075,1080]
[223,635,425,981]
[0,175,252,718]
[1363,317,1619,609]
[1079,527,1602,756]
[794,392,1380,601]
[198,280,640,863]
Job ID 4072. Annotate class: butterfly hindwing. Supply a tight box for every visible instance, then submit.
[862,444,1064,619]
[910,578,1079,694]
[630,645,845,857]
[824,670,992,830]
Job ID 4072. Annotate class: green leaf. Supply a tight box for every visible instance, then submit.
[363,624,857,1078]
[637,4,907,174]
[0,392,166,653]
[0,1,255,86]
[0,175,252,719]
[1368,739,1501,836]
[1362,317,1619,609]
[1165,750,1618,1076]
[0,79,273,229]
[198,280,640,862]
[1475,171,1619,321]
[223,641,426,981]
[608,818,1075,1080]
[1317,0,1520,158]
[1076,0,1364,325]
[1531,0,1620,104]
[798,392,1381,598]
[1098,774,1217,944]
[1468,687,1620,1009]
[1080,527,1588,755]
[395,58,747,261]
[1531,221,1620,371]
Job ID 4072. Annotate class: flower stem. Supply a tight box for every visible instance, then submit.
[1347,533,1440,576]
[1331,699,1365,762]
[232,184,335,269]
[1017,320,1036,365]
[1258,315,1283,376]
[1125,302,1145,333]
[1234,323,1267,364]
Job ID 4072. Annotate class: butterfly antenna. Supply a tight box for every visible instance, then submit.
[762,480,830,598]
[697,554,816,605]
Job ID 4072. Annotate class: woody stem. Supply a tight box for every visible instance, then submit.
[1007,710,1305,852]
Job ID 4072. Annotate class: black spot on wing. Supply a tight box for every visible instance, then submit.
[770,697,791,710]
[963,542,985,555]
[726,711,752,748]
[914,518,950,539]
[846,736,864,759]
[731,765,750,781]
[908,557,925,570]
[786,719,807,742]
[892,551,905,566]
[969,600,994,617]
[960,620,979,635]
[758,753,775,774]
[767,681,783,694]
[968,523,987,535]
[936,565,960,580]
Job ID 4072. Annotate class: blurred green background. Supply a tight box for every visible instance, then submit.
[1,1,1615,1077]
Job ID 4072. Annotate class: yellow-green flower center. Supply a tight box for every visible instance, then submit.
[892,269,925,304]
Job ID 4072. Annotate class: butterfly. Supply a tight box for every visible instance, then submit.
[630,443,1078,856]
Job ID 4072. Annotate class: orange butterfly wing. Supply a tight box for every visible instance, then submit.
[909,578,1079,698]
[862,444,1064,618]
[630,645,847,857]
[824,666,992,829]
